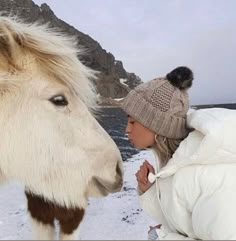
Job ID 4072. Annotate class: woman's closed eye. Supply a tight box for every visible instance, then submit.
[128,117,135,124]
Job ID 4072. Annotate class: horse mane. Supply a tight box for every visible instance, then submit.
[0,15,98,112]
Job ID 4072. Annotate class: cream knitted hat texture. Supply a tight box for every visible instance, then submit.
[122,66,193,139]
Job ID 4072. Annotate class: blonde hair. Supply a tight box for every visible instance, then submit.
[154,134,182,167]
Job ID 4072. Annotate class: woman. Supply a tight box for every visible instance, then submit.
[122,66,236,240]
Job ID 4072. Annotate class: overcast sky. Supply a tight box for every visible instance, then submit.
[33,0,236,105]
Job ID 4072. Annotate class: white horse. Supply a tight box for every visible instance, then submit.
[0,16,123,240]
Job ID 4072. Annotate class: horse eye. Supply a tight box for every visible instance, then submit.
[49,95,68,106]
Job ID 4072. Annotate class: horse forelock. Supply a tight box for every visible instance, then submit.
[0,15,98,112]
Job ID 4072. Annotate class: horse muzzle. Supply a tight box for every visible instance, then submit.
[89,163,123,196]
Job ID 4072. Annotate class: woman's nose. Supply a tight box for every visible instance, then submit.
[125,123,131,134]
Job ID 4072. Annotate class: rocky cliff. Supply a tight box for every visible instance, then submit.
[0,0,142,100]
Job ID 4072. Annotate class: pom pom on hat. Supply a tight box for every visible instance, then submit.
[166,66,193,90]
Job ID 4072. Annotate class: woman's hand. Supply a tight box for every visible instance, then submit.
[135,160,155,193]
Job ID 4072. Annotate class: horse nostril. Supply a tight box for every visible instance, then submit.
[116,162,123,178]
[116,162,123,189]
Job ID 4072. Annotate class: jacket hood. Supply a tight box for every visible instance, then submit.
[154,108,236,179]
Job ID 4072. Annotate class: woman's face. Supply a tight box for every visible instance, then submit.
[125,116,155,149]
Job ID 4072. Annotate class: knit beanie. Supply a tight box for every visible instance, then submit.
[122,66,193,139]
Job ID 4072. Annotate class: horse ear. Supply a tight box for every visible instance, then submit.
[0,19,22,71]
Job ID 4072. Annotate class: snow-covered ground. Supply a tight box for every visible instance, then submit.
[0,150,158,240]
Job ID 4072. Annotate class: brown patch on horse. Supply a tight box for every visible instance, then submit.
[25,191,85,234]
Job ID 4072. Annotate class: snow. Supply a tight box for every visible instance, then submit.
[0,150,158,240]
[119,78,129,87]
[114,97,124,101]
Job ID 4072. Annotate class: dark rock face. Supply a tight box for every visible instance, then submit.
[0,0,142,98]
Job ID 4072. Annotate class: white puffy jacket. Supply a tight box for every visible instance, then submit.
[139,108,236,240]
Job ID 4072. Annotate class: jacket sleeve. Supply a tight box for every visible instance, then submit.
[191,189,236,240]
[138,184,162,222]
[139,184,195,240]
